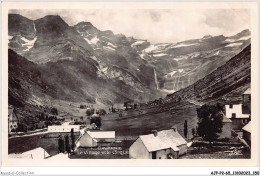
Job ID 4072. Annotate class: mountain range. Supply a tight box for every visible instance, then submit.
[8,14,251,113]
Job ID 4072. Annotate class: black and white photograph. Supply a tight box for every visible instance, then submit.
[1,1,259,169]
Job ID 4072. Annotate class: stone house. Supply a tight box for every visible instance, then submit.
[76,130,115,148]
[129,127,187,159]
[8,107,18,133]
[225,104,250,130]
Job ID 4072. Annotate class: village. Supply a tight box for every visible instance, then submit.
[8,87,251,159]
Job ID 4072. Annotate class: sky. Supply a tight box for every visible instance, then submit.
[9,9,250,44]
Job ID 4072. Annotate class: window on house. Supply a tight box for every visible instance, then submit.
[231,113,236,118]
[229,105,233,108]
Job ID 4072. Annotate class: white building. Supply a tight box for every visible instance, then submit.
[9,147,50,159]
[76,130,115,148]
[8,107,18,133]
[129,128,187,159]
[225,104,250,130]
[48,125,80,133]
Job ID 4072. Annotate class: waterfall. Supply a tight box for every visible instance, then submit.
[153,68,159,90]
[176,76,180,91]
[33,21,36,32]
[173,77,176,90]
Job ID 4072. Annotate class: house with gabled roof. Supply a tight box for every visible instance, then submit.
[9,147,49,159]
[8,107,18,133]
[225,104,250,130]
[76,129,116,148]
[129,127,187,159]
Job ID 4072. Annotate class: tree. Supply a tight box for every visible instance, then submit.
[184,120,188,138]
[50,107,58,115]
[192,128,195,138]
[65,135,71,156]
[99,109,107,115]
[111,105,115,113]
[90,114,102,128]
[39,113,44,121]
[58,136,65,153]
[80,105,86,109]
[196,105,223,145]
[123,102,129,111]
[86,107,94,116]
[70,128,75,153]
[17,123,28,132]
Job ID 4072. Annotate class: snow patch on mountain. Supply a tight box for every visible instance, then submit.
[84,38,92,45]
[238,36,250,41]
[225,38,236,42]
[139,53,145,60]
[107,42,117,48]
[153,53,168,57]
[91,56,109,78]
[91,36,99,44]
[8,35,13,43]
[144,43,170,53]
[213,51,220,56]
[159,89,176,94]
[178,69,184,73]
[144,45,158,53]
[21,37,37,51]
[165,70,177,78]
[131,40,146,47]
[84,36,100,45]
[225,42,243,48]
[172,43,200,48]
[104,46,115,51]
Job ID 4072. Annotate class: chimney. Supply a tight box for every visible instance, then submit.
[151,130,158,137]
[171,126,177,132]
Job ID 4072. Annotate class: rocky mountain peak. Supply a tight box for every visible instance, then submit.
[34,15,69,38]
[202,35,212,39]
[8,14,36,40]
[76,21,94,27]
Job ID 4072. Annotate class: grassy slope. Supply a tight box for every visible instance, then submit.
[101,101,199,139]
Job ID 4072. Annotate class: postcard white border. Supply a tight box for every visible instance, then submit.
[1,1,259,167]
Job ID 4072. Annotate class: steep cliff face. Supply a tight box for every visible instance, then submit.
[164,45,251,105]
[8,13,250,111]
[8,14,162,109]
[129,30,250,92]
